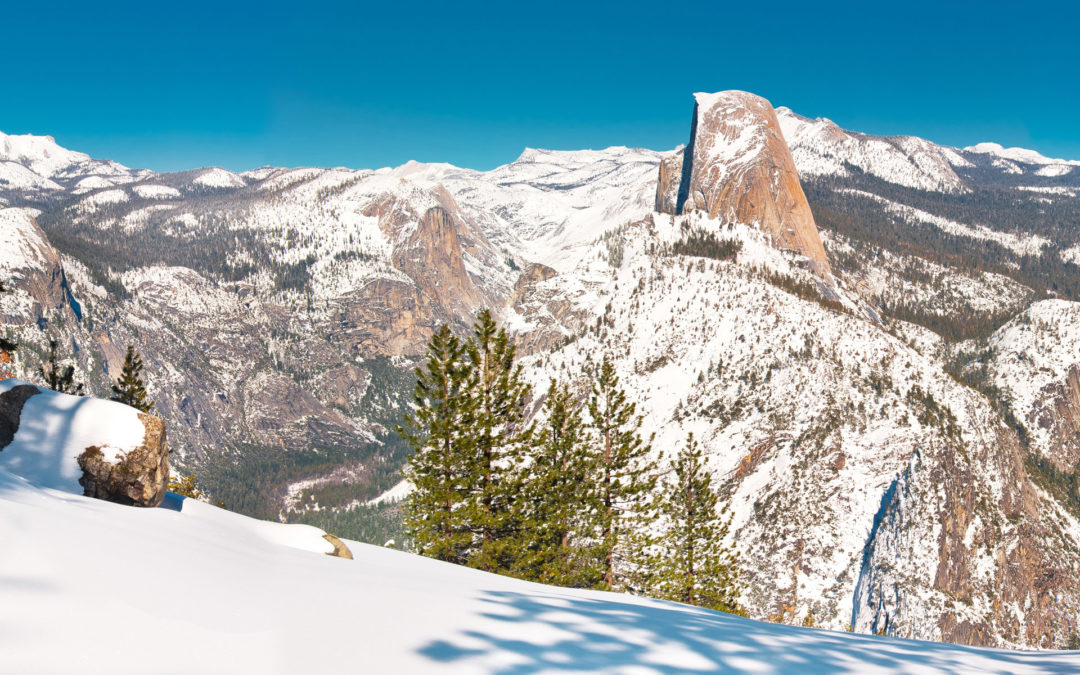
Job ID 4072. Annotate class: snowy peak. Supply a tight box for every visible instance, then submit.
[0,130,91,177]
[774,107,967,192]
[0,129,146,195]
[965,141,1080,167]
[192,167,246,189]
[658,91,831,275]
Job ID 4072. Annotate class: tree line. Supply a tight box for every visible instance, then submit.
[398,309,743,613]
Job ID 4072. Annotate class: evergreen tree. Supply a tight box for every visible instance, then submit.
[398,324,473,564]
[461,309,532,572]
[39,339,83,395]
[168,474,204,500]
[110,344,154,412]
[647,432,743,613]
[585,355,657,590]
[513,379,594,585]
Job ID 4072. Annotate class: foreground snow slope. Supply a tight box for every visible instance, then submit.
[1,470,1077,674]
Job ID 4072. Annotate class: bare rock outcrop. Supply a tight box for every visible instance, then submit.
[77,412,170,507]
[654,150,683,216]
[0,384,41,447]
[354,194,486,356]
[657,91,832,276]
[395,205,483,315]
[0,209,78,327]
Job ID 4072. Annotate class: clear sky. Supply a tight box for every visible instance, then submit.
[3,0,1077,172]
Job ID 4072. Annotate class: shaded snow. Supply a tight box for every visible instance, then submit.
[1,465,1077,674]
[0,380,146,494]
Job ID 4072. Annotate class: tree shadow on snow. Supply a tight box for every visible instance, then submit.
[418,590,1080,674]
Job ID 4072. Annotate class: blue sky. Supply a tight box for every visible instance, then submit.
[2,0,1077,172]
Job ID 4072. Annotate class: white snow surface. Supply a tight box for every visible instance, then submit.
[965,142,1080,167]
[79,188,129,206]
[775,108,966,192]
[1061,244,1080,266]
[0,130,91,176]
[367,478,412,505]
[132,184,181,199]
[989,300,1080,454]
[1,463,1078,674]
[72,176,117,193]
[193,167,246,188]
[0,380,146,494]
[0,161,63,191]
[0,208,52,273]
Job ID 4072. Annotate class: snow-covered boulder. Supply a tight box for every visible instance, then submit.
[0,380,170,506]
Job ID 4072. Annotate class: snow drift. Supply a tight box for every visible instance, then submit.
[2,461,1079,672]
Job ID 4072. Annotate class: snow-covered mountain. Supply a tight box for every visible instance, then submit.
[0,130,152,196]
[2,90,1080,650]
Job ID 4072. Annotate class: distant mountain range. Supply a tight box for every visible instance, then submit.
[2,91,1079,648]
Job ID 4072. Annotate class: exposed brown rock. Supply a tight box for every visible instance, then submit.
[660,91,832,276]
[322,533,354,560]
[510,263,557,306]
[0,212,77,328]
[393,206,482,316]
[654,149,683,215]
[0,384,41,449]
[76,412,170,507]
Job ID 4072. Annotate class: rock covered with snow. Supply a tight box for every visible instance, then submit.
[776,107,968,193]
[990,300,1080,468]
[193,167,246,189]
[0,208,74,326]
[658,91,831,275]
[0,380,170,506]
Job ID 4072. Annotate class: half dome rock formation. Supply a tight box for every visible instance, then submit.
[0,380,170,506]
[656,91,832,276]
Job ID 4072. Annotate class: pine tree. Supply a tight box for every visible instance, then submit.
[461,309,532,572]
[585,355,657,590]
[647,432,743,613]
[39,339,83,395]
[398,324,473,564]
[513,379,594,585]
[110,345,154,412]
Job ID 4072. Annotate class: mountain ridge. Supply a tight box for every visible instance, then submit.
[2,92,1080,648]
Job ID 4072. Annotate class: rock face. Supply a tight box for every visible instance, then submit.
[657,91,832,276]
[1031,364,1080,469]
[394,205,483,318]
[0,209,77,327]
[77,412,170,507]
[654,150,683,215]
[0,384,40,447]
